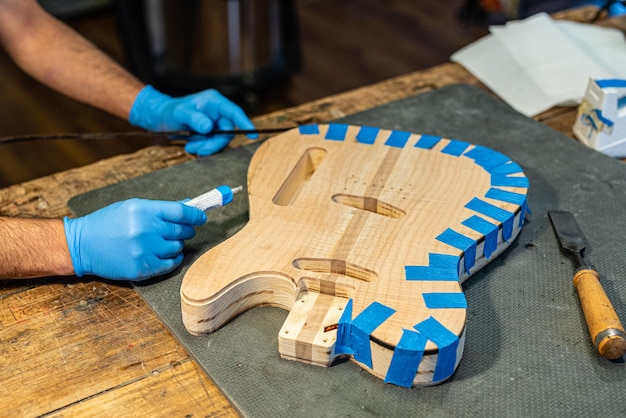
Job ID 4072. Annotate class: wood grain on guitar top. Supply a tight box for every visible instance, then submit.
[181,124,529,387]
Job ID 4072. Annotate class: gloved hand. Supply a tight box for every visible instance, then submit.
[129,85,257,156]
[63,198,207,281]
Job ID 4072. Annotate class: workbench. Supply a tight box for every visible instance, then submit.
[1,7,624,417]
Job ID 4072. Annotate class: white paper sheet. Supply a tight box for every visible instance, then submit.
[450,13,626,117]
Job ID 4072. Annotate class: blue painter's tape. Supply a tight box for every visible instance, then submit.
[405,266,457,281]
[583,113,599,130]
[384,329,427,387]
[356,126,380,144]
[429,253,461,271]
[414,316,460,382]
[464,146,511,171]
[351,302,396,368]
[592,109,614,127]
[423,292,467,309]
[334,299,355,356]
[491,174,529,188]
[485,188,529,228]
[385,130,411,148]
[335,300,395,368]
[485,188,527,206]
[405,253,460,281]
[462,215,498,259]
[441,140,470,156]
[466,197,514,241]
[519,201,529,227]
[298,124,320,135]
[596,79,626,89]
[436,228,476,274]
[325,124,348,141]
[415,135,441,149]
[491,161,523,175]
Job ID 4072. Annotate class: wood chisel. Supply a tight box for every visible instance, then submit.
[548,210,626,360]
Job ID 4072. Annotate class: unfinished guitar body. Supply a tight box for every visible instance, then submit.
[181,124,528,387]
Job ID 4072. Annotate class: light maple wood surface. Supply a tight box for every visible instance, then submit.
[181,124,528,386]
[0,6,622,416]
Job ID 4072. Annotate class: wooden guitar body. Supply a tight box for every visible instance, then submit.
[181,124,528,387]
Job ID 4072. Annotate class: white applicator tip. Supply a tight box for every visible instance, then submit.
[184,184,243,211]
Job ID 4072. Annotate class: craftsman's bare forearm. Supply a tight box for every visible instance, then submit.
[0,0,144,120]
[0,217,74,279]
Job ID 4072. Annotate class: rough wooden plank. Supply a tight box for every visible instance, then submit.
[0,280,235,416]
[45,360,236,418]
[231,62,483,149]
[0,145,193,218]
[536,107,578,138]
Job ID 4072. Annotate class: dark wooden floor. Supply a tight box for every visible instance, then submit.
[0,0,489,188]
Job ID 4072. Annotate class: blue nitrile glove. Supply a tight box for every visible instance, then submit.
[63,199,207,281]
[129,85,257,156]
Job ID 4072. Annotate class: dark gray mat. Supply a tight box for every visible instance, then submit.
[69,84,626,417]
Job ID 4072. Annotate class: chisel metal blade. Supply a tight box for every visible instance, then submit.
[548,210,588,268]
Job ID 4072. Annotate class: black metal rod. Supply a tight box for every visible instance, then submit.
[0,127,295,145]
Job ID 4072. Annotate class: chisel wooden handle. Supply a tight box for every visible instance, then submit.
[573,268,626,360]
